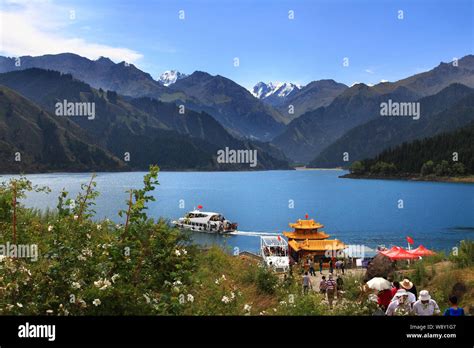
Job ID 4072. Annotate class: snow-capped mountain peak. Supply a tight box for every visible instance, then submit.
[251,81,302,100]
[158,70,187,86]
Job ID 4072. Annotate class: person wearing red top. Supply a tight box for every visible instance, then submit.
[377,289,393,310]
[390,281,400,299]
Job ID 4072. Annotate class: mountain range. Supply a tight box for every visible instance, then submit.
[273,55,474,164]
[0,68,289,172]
[0,54,287,140]
[310,83,474,167]
[1,53,473,172]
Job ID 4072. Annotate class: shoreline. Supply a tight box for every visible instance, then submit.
[0,168,297,176]
[294,166,344,171]
[340,173,474,184]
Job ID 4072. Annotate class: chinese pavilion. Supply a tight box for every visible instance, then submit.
[283,215,346,262]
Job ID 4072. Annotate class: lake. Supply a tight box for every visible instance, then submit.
[3,170,473,253]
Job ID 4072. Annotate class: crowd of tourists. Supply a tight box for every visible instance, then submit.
[377,278,465,316]
[300,257,466,316]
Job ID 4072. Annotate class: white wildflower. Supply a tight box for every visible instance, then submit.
[48,225,53,232]
[92,299,101,306]
[46,309,53,314]
[72,282,81,289]
[143,294,151,303]
[244,304,252,312]
[175,249,181,257]
[17,303,23,308]
[94,278,112,290]
[73,215,79,220]
[111,274,120,283]
[96,224,102,230]
[221,296,230,304]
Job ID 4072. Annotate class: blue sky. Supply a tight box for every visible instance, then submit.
[1,0,473,89]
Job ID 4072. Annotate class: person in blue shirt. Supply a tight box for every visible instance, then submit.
[443,295,465,316]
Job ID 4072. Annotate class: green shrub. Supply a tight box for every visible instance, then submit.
[340,274,365,301]
[450,240,474,268]
[276,291,326,315]
[255,266,278,295]
[349,161,365,175]
[0,166,198,316]
[411,260,427,287]
[420,160,435,176]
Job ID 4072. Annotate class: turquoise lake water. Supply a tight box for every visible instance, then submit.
[4,170,473,253]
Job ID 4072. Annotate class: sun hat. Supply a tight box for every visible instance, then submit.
[400,279,413,290]
[419,290,431,301]
[395,289,408,297]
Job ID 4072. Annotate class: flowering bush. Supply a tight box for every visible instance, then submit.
[0,166,195,315]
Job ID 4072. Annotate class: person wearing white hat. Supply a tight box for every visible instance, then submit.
[393,279,416,305]
[412,290,440,316]
[385,289,412,316]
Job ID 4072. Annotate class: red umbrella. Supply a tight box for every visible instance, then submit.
[407,245,435,256]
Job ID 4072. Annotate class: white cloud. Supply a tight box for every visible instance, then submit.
[380,79,389,83]
[365,69,374,74]
[0,0,143,63]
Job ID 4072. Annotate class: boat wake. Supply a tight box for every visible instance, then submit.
[230,230,282,237]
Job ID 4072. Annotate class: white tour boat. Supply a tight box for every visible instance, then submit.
[260,235,290,273]
[173,208,238,234]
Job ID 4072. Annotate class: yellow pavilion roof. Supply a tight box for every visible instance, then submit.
[283,231,330,240]
[289,219,324,230]
[288,239,346,252]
